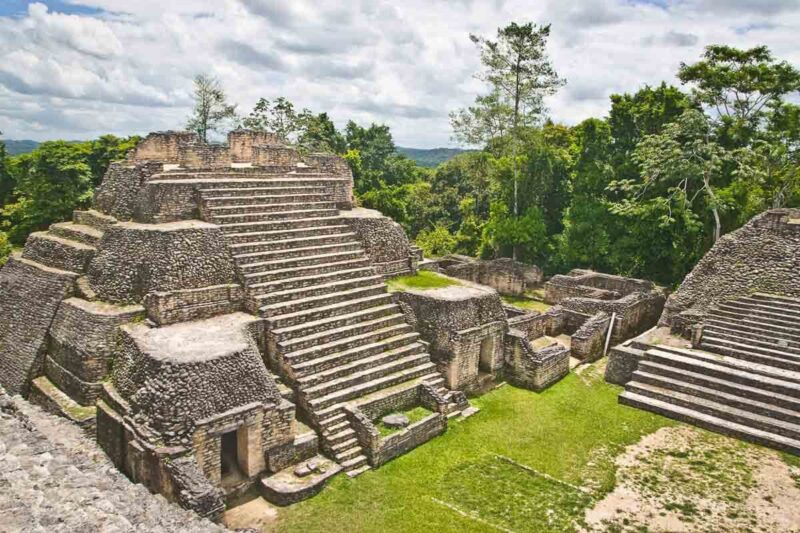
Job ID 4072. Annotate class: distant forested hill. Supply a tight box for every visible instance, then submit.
[3,140,40,155]
[396,147,471,167]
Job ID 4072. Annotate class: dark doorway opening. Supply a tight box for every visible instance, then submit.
[479,336,494,374]
[220,429,242,485]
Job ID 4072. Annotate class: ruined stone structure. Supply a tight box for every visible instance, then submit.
[434,255,543,296]
[393,276,643,395]
[0,130,470,518]
[544,269,666,360]
[608,209,800,455]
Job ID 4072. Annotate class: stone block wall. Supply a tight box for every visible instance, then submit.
[46,298,144,405]
[144,284,244,326]
[88,221,238,304]
[503,333,570,391]
[339,208,414,277]
[94,161,163,221]
[442,256,543,296]
[660,208,800,332]
[0,256,77,395]
[570,312,611,362]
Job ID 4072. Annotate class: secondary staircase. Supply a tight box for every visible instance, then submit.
[621,293,800,454]
[186,172,445,476]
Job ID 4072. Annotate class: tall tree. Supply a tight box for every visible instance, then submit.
[452,22,564,258]
[186,74,238,142]
[678,45,800,145]
[633,109,730,242]
[243,97,299,140]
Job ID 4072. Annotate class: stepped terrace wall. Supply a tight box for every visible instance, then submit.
[0,256,78,396]
[660,208,800,334]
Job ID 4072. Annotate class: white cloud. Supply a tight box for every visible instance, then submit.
[0,0,798,146]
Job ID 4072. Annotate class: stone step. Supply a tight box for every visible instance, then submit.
[203,193,331,207]
[323,420,350,435]
[632,370,800,425]
[236,239,361,265]
[250,265,375,293]
[627,381,800,440]
[22,232,96,274]
[705,317,800,344]
[330,437,359,453]
[619,391,800,455]
[346,464,371,477]
[308,363,438,410]
[703,324,800,352]
[224,224,352,245]
[237,244,363,269]
[197,182,332,194]
[289,326,417,368]
[259,283,386,318]
[341,454,368,473]
[212,208,339,225]
[318,411,347,431]
[207,201,336,216]
[334,445,362,463]
[248,262,372,290]
[240,249,366,275]
[325,427,356,446]
[279,314,409,354]
[254,276,384,308]
[268,296,397,334]
[710,308,800,331]
[230,233,358,256]
[73,209,116,230]
[717,300,800,323]
[219,216,342,234]
[730,298,800,320]
[49,222,103,246]
[297,342,426,388]
[644,348,800,399]
[700,337,800,370]
[749,293,800,312]
[638,360,800,412]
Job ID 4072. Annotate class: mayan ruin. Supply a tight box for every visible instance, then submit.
[2,3,800,532]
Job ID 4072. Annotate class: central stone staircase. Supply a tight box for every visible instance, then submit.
[620,293,800,454]
[184,171,445,475]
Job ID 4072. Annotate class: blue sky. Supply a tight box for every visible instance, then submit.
[0,0,798,146]
[0,1,102,17]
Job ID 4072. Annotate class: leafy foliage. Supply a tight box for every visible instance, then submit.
[186,74,238,142]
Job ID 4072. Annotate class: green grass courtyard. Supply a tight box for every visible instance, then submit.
[275,364,674,533]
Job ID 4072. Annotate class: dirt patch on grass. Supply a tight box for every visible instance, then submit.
[584,425,800,532]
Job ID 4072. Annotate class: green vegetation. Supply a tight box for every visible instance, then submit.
[386,271,462,292]
[396,147,471,167]
[276,364,674,533]
[501,294,551,312]
[1,32,798,288]
[376,406,433,437]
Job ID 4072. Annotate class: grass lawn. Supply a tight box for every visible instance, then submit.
[501,294,552,313]
[276,363,674,533]
[387,271,462,292]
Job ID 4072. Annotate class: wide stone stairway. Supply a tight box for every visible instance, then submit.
[621,293,800,454]
[186,172,443,475]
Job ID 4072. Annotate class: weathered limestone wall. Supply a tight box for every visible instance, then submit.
[45,298,144,405]
[339,208,415,277]
[503,335,570,391]
[660,208,800,332]
[0,386,225,532]
[87,221,238,304]
[111,314,281,444]
[94,161,163,221]
[0,256,77,396]
[396,284,507,392]
[570,312,611,362]
[441,256,543,296]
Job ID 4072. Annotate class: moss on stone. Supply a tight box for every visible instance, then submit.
[386,271,462,292]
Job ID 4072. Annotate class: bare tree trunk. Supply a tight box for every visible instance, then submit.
[705,175,721,242]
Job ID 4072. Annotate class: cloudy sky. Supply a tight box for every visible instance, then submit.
[0,0,799,147]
